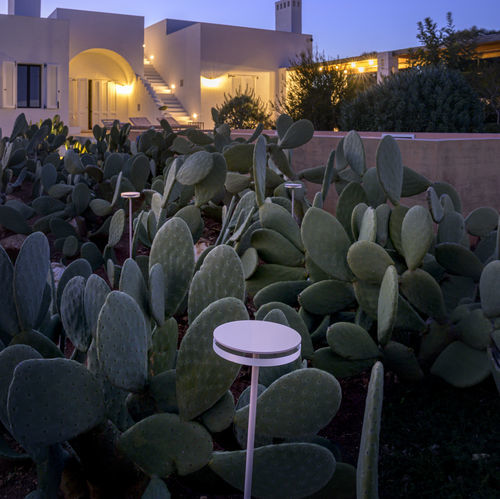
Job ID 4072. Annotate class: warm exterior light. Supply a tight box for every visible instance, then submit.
[368,59,375,66]
[350,62,356,68]
[358,67,365,73]
[116,84,133,95]
[343,69,348,74]
[142,44,146,48]
[319,66,324,71]
[149,55,154,60]
[171,84,176,90]
[201,76,225,88]
[192,113,198,119]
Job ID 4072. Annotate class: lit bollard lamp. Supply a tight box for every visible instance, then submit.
[284,182,302,221]
[120,192,140,259]
[213,320,301,499]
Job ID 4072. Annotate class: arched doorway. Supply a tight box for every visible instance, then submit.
[69,48,135,131]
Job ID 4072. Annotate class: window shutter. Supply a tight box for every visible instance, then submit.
[46,64,59,109]
[2,61,16,109]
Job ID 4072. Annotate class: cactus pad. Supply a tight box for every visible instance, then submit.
[84,274,110,338]
[149,218,194,318]
[176,297,248,420]
[96,291,148,392]
[60,276,90,352]
[234,369,341,438]
[327,323,380,360]
[251,228,304,267]
[8,358,105,447]
[347,241,395,284]
[301,208,353,281]
[377,266,399,347]
[479,261,500,318]
[210,443,335,498]
[0,245,19,336]
[376,135,403,205]
[431,341,490,388]
[356,361,384,499]
[13,232,50,332]
[118,413,213,477]
[298,280,355,315]
[401,205,434,270]
[188,245,245,324]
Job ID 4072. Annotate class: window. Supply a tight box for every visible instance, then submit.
[17,64,41,108]
[288,1,290,6]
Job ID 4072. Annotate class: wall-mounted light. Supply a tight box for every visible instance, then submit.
[201,76,225,88]
[350,62,356,68]
[192,113,198,119]
[149,55,155,60]
[358,67,365,73]
[319,66,324,71]
[116,84,133,95]
[368,59,375,66]
[171,84,176,90]
[143,44,146,48]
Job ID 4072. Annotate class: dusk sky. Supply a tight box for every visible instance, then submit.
[1,0,499,58]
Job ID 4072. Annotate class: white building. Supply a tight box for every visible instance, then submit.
[0,0,311,134]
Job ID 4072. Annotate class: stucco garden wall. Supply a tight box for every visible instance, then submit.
[235,131,500,215]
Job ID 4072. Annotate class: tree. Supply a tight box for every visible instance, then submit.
[340,66,484,133]
[214,87,272,129]
[276,51,368,131]
[408,12,479,72]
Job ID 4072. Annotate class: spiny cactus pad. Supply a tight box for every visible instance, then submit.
[84,274,110,338]
[176,150,214,185]
[253,280,309,309]
[383,341,423,381]
[210,442,335,498]
[118,413,213,478]
[376,135,403,205]
[194,153,227,207]
[298,280,355,316]
[251,228,304,267]
[435,243,484,281]
[119,258,149,316]
[200,391,235,433]
[357,361,384,499]
[149,218,194,318]
[301,207,353,282]
[60,276,90,352]
[401,205,434,271]
[234,369,341,438]
[259,202,303,251]
[431,341,490,388]
[400,269,446,322]
[188,245,245,324]
[13,232,50,332]
[347,241,395,284]
[96,291,148,392]
[0,245,19,336]
[327,323,380,360]
[149,263,165,327]
[255,301,313,359]
[479,261,500,318]
[176,297,248,420]
[8,358,105,448]
[0,345,42,430]
[377,266,399,347]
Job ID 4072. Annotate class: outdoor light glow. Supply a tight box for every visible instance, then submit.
[149,55,154,60]
[142,44,146,48]
[368,59,375,66]
[343,69,348,74]
[201,76,225,88]
[116,84,133,95]
[171,84,176,90]
[358,67,365,73]
[193,113,198,119]
[350,62,356,68]
[319,66,324,71]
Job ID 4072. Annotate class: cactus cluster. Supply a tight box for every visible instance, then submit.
[0,110,497,497]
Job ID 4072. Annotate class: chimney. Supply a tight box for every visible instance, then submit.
[8,0,41,17]
[275,0,302,34]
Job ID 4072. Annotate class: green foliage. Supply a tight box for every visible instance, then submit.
[277,51,367,130]
[340,66,484,132]
[214,87,272,129]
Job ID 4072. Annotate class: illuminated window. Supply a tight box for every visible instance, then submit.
[17,64,41,108]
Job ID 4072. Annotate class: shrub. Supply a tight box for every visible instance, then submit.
[214,87,272,129]
[340,66,484,132]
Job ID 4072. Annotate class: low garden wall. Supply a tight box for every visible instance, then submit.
[235,130,500,215]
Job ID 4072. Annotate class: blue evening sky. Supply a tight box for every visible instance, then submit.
[1,0,499,58]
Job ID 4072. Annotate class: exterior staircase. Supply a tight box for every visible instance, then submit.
[142,60,191,125]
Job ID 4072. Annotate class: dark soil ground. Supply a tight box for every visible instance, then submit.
[0,189,499,498]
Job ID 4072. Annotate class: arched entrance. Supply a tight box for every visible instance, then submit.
[69,48,135,130]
